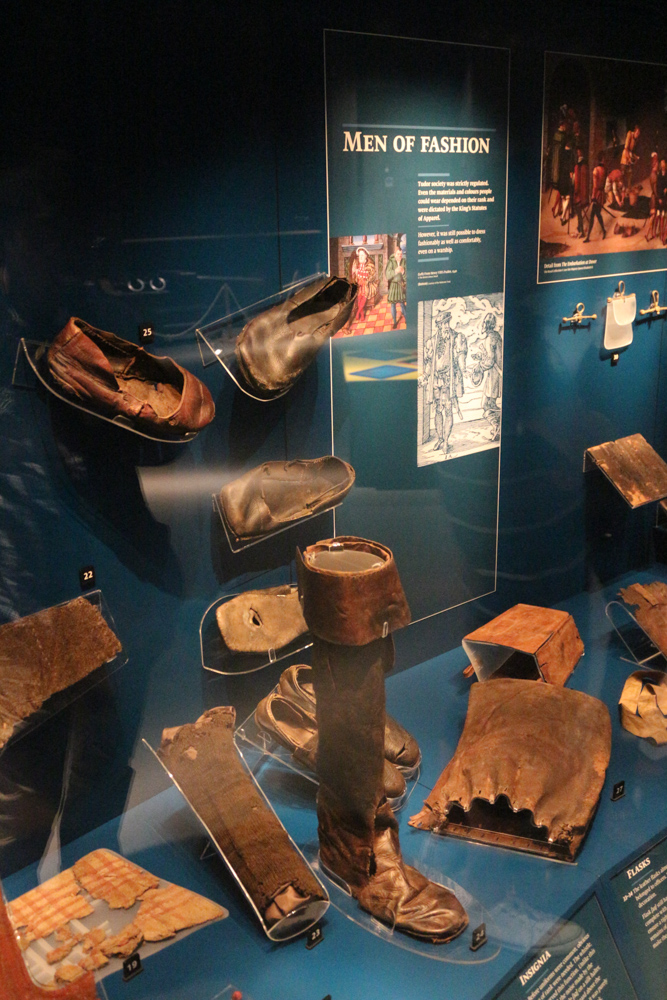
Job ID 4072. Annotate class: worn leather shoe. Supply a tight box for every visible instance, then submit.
[235,276,357,394]
[219,457,355,542]
[47,318,215,436]
[279,664,421,775]
[254,689,407,803]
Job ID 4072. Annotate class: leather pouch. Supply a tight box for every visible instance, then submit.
[410,678,611,861]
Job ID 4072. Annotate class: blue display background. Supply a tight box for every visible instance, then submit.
[1,2,667,999]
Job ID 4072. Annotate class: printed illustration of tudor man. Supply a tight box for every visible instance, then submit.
[417,293,503,467]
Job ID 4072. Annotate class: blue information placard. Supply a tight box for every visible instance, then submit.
[492,895,637,1000]
[607,834,667,1000]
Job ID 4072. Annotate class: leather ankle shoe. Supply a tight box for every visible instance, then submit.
[47,318,215,436]
[219,457,355,542]
[278,664,421,775]
[235,276,357,395]
[254,689,406,803]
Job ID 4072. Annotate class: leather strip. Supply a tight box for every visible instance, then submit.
[158,707,325,920]
[296,536,411,645]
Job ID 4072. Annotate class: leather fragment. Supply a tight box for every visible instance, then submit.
[619,581,667,656]
[619,670,667,744]
[215,585,307,653]
[0,597,122,748]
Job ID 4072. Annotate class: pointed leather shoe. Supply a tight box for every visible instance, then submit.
[235,276,357,394]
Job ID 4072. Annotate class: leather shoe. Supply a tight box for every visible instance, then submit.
[255,689,406,803]
[47,318,215,436]
[219,457,355,542]
[279,664,421,775]
[235,276,357,394]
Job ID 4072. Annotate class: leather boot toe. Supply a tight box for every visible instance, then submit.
[382,760,406,802]
[356,828,468,943]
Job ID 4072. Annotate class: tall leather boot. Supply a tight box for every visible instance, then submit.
[297,536,468,943]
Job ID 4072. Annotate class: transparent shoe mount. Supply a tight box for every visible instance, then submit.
[142,740,329,943]
[212,491,343,555]
[605,600,667,669]
[239,738,498,965]
[196,272,328,403]
[13,339,200,444]
[235,710,420,814]
[199,590,312,677]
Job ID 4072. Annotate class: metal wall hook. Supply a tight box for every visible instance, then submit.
[562,302,597,325]
[640,290,667,317]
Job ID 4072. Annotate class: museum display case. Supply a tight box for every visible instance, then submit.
[2,2,667,998]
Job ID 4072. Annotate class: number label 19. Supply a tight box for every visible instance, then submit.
[123,952,143,982]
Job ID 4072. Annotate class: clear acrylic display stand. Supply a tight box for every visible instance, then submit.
[199,591,312,676]
[308,848,497,965]
[605,600,667,669]
[10,850,227,988]
[2,589,128,752]
[236,739,496,963]
[209,987,255,1000]
[235,709,419,814]
[142,740,329,943]
[196,272,328,402]
[212,491,342,554]
[12,338,200,444]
